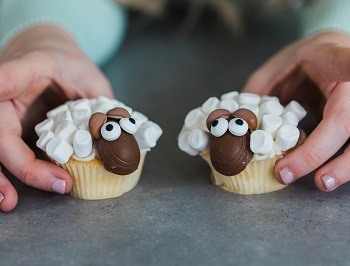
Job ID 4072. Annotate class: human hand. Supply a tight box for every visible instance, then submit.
[243,31,350,192]
[0,25,113,211]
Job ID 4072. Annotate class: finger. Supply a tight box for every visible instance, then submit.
[301,44,350,97]
[242,42,300,94]
[82,67,114,99]
[314,147,350,192]
[0,170,18,212]
[0,52,53,102]
[53,53,115,99]
[0,133,72,195]
[274,115,349,185]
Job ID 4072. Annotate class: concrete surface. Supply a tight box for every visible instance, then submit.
[1,15,350,266]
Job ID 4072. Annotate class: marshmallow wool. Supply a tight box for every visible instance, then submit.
[178,92,307,195]
[35,96,162,200]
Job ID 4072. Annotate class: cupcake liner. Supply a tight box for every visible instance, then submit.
[201,153,286,195]
[63,156,145,200]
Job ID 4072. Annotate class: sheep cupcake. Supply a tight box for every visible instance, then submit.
[35,96,162,200]
[178,91,306,195]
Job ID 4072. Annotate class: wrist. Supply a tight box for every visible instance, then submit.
[0,24,78,61]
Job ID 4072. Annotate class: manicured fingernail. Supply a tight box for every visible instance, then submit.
[279,168,294,184]
[0,192,4,203]
[321,175,336,191]
[51,179,66,194]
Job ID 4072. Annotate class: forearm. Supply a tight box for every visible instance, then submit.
[0,0,128,65]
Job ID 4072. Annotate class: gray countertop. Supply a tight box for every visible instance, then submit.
[1,16,350,266]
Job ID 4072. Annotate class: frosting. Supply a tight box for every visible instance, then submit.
[178,91,307,174]
[35,96,162,171]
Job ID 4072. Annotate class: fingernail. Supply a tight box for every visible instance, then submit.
[0,192,4,203]
[279,168,294,184]
[321,175,336,191]
[51,179,66,194]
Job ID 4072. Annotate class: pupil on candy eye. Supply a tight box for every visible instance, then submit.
[129,118,136,124]
[235,119,244,126]
[212,120,219,127]
[106,124,114,131]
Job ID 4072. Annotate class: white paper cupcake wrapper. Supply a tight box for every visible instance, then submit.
[63,156,145,200]
[201,153,286,195]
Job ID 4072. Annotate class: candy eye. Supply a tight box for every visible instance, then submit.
[101,121,121,141]
[210,118,228,137]
[119,117,137,134]
[228,118,248,136]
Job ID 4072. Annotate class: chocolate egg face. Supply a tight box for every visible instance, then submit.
[89,107,141,176]
[94,130,140,175]
[207,108,257,176]
[209,131,253,176]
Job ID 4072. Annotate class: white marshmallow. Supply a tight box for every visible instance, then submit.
[46,104,69,118]
[69,98,91,113]
[53,110,74,123]
[132,111,148,128]
[238,93,261,105]
[220,91,239,101]
[281,112,299,126]
[54,120,78,144]
[184,108,207,131]
[78,124,89,131]
[178,131,198,156]
[46,136,74,164]
[253,153,270,161]
[239,103,259,118]
[201,97,220,115]
[189,129,209,151]
[36,130,54,151]
[93,102,117,114]
[134,127,157,149]
[141,121,163,140]
[275,125,300,152]
[259,100,283,116]
[73,130,93,158]
[284,101,307,121]
[219,99,239,113]
[72,109,91,126]
[261,114,282,138]
[250,130,274,155]
[34,118,54,136]
[260,95,279,104]
[96,96,112,105]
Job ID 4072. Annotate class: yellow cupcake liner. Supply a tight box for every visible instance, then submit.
[201,153,286,195]
[63,156,145,200]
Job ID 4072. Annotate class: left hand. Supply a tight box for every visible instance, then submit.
[243,31,350,192]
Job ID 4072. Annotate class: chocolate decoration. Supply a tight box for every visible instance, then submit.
[106,107,131,120]
[89,112,107,139]
[94,130,140,175]
[232,109,257,130]
[206,109,231,130]
[89,107,140,175]
[207,108,257,176]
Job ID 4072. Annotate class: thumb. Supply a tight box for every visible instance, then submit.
[301,44,350,96]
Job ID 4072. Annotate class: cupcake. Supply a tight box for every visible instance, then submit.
[35,96,162,200]
[178,92,307,195]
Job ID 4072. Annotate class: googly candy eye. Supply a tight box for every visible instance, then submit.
[101,121,121,141]
[119,117,137,134]
[228,118,248,136]
[210,118,228,137]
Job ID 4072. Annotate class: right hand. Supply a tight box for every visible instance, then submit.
[0,25,114,212]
